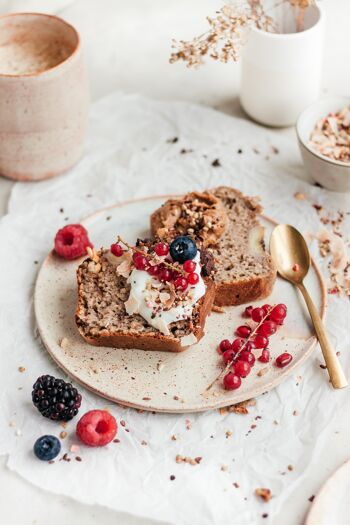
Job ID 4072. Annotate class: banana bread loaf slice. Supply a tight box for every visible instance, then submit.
[210,186,276,306]
[76,248,215,352]
[150,186,276,307]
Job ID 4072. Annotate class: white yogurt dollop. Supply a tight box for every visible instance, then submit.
[124,252,206,337]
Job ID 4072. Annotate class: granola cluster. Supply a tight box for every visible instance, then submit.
[151,191,228,247]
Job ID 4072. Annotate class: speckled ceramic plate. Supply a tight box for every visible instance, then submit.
[34,195,326,413]
[305,459,350,525]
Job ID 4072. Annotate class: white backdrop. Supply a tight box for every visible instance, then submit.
[0,2,350,525]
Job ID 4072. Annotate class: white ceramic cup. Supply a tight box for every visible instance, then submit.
[0,13,89,181]
[240,4,324,127]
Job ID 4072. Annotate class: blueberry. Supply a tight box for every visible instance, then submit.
[34,435,61,461]
[170,236,197,263]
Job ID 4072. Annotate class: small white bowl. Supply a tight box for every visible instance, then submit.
[296,96,350,192]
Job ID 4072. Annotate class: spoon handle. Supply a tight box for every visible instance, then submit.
[298,282,348,389]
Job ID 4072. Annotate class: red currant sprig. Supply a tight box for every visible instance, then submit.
[208,303,290,392]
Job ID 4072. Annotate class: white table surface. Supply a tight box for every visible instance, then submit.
[0,1,349,524]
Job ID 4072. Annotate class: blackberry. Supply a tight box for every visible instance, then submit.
[32,375,82,421]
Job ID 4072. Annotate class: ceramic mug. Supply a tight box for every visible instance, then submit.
[240,4,324,127]
[0,13,89,181]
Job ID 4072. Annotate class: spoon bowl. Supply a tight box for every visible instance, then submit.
[270,224,310,284]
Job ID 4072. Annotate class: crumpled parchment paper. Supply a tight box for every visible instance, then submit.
[1,93,349,525]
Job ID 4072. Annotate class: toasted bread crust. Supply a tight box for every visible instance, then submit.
[76,276,215,353]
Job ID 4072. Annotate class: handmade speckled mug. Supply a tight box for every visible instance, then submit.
[0,13,89,181]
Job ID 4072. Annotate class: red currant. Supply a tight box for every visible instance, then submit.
[251,307,265,322]
[258,349,270,363]
[235,360,251,378]
[147,264,160,276]
[261,304,271,315]
[219,339,232,353]
[235,325,252,338]
[243,305,253,318]
[154,242,169,256]
[253,334,269,349]
[183,260,196,273]
[231,338,245,352]
[243,341,253,352]
[222,348,236,364]
[187,273,199,285]
[134,254,148,270]
[275,352,292,368]
[110,243,124,257]
[270,304,287,324]
[174,276,188,291]
[257,321,277,337]
[159,268,172,282]
[240,350,255,366]
[223,372,241,390]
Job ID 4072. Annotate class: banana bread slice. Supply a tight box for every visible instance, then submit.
[76,250,215,352]
[150,186,276,307]
[210,186,276,306]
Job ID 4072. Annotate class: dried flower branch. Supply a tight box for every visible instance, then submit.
[170,0,315,68]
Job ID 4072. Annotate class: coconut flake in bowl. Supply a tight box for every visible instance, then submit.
[309,106,350,164]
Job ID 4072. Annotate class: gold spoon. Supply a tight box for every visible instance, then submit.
[270,224,347,389]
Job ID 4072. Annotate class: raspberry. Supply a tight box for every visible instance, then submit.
[76,410,117,447]
[54,224,92,260]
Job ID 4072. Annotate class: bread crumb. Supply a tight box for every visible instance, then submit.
[176,454,201,465]
[294,192,306,201]
[211,304,225,314]
[257,367,268,377]
[18,366,26,373]
[60,338,69,349]
[225,430,232,438]
[185,419,192,430]
[288,464,294,471]
[59,431,67,439]
[255,488,272,502]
